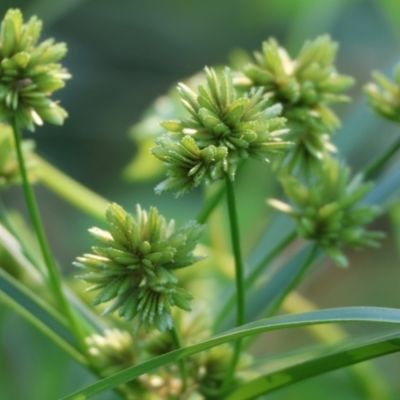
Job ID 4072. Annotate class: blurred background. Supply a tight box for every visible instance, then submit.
[1,0,400,399]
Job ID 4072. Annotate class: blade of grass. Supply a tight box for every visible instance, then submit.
[60,306,400,400]
[226,329,400,399]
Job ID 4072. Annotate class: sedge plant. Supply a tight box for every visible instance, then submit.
[2,8,400,400]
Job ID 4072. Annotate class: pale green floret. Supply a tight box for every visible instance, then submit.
[268,159,384,267]
[152,66,290,196]
[365,64,400,123]
[75,203,204,333]
[0,9,69,130]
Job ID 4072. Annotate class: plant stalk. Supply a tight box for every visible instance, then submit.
[214,229,297,332]
[170,325,188,393]
[219,177,246,391]
[363,135,400,179]
[266,244,318,318]
[11,119,88,356]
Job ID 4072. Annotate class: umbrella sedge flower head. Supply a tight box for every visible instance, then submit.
[239,36,354,171]
[0,9,69,130]
[268,159,384,267]
[74,203,204,333]
[364,63,400,123]
[152,66,290,197]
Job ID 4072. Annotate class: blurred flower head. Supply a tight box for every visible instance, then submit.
[268,159,384,266]
[0,9,69,130]
[365,64,400,123]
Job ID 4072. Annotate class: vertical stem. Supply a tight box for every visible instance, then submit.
[213,229,297,332]
[219,177,246,391]
[11,118,88,356]
[266,244,318,318]
[170,325,188,393]
[363,136,400,179]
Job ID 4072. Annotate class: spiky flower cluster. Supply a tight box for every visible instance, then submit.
[364,64,400,123]
[151,67,290,196]
[75,203,204,333]
[0,122,36,188]
[0,9,69,130]
[239,36,354,171]
[268,159,384,266]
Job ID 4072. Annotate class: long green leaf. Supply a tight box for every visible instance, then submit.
[226,329,400,399]
[61,307,400,399]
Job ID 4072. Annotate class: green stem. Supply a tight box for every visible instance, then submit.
[170,325,188,393]
[0,268,68,330]
[219,178,246,392]
[213,229,297,332]
[265,244,318,318]
[363,135,400,179]
[35,155,109,221]
[0,291,88,366]
[225,178,245,327]
[11,119,88,356]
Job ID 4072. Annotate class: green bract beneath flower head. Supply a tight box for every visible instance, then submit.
[365,64,400,123]
[0,9,69,130]
[152,66,290,196]
[268,159,384,267]
[75,203,204,333]
[238,36,354,172]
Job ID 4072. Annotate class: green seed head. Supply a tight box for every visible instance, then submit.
[0,9,69,130]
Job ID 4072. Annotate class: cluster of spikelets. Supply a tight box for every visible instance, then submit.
[364,63,400,123]
[75,203,204,333]
[237,35,354,172]
[0,9,69,130]
[268,159,384,267]
[0,122,36,188]
[152,67,291,197]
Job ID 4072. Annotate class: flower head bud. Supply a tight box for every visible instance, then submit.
[75,203,204,333]
[239,36,354,171]
[0,122,36,188]
[152,66,290,196]
[268,159,384,266]
[365,64,400,123]
[0,9,69,130]
[86,329,135,377]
